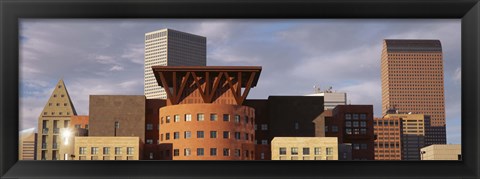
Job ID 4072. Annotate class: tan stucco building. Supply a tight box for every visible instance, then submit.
[19,128,37,160]
[420,144,461,160]
[271,137,338,160]
[73,137,140,160]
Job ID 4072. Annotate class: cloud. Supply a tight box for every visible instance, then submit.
[453,67,461,83]
[19,19,461,145]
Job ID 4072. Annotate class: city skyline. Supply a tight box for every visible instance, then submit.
[19,19,461,144]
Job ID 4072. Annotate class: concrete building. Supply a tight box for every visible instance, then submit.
[144,29,207,99]
[19,128,37,160]
[271,137,338,160]
[88,95,146,144]
[73,137,140,160]
[36,79,77,160]
[317,105,375,160]
[381,39,446,144]
[420,144,461,160]
[373,116,403,160]
[152,66,260,160]
[244,96,325,160]
[306,87,347,110]
[384,112,427,160]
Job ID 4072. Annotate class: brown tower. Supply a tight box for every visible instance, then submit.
[381,39,446,144]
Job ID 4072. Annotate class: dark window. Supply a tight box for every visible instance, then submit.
[197,131,204,138]
[210,131,217,138]
[223,131,229,139]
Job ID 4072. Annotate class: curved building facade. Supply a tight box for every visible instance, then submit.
[159,103,255,160]
[152,66,262,160]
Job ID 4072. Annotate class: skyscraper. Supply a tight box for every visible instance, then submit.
[381,39,446,144]
[144,29,207,99]
[36,79,77,160]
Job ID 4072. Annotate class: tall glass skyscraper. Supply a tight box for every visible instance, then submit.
[144,29,206,99]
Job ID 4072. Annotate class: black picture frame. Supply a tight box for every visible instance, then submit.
[1,0,479,178]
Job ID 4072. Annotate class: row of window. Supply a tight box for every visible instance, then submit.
[345,113,367,120]
[161,113,253,124]
[278,147,334,156]
[345,128,367,135]
[43,111,71,116]
[159,131,254,142]
[79,147,135,155]
[163,148,252,158]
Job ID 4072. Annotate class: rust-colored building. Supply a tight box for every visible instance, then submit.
[70,115,89,136]
[373,116,403,160]
[322,105,375,160]
[152,66,260,160]
[381,39,446,144]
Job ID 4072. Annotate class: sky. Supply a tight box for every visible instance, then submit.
[19,19,461,144]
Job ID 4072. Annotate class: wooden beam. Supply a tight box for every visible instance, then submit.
[173,71,177,100]
[237,72,242,97]
[239,72,256,104]
[208,72,224,101]
[191,72,207,102]
[224,72,240,104]
[158,71,175,104]
[175,72,191,104]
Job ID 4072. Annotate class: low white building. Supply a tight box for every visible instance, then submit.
[420,144,461,160]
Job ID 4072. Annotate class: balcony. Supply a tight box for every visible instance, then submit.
[53,128,60,134]
[52,143,58,149]
[42,143,47,149]
[42,128,49,135]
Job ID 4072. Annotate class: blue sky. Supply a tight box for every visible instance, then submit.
[19,19,461,144]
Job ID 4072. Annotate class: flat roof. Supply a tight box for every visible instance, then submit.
[152,66,262,87]
[384,39,442,52]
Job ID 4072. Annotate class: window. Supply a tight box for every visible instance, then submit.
[197,148,204,156]
[115,121,120,129]
[235,132,241,140]
[346,128,352,134]
[210,148,217,156]
[325,126,329,132]
[185,114,192,121]
[63,120,69,128]
[294,122,299,130]
[147,139,153,144]
[360,121,367,127]
[361,144,367,150]
[244,116,249,124]
[64,103,67,106]
[291,147,298,155]
[146,124,153,130]
[184,148,191,156]
[345,114,352,120]
[332,126,338,132]
[326,147,333,155]
[261,153,265,159]
[184,131,191,139]
[197,131,204,138]
[354,128,360,134]
[303,147,310,155]
[165,133,170,140]
[360,114,367,120]
[75,124,81,129]
[149,153,154,159]
[234,115,240,123]
[353,114,359,120]
[210,114,218,121]
[127,147,134,155]
[197,113,204,121]
[115,147,122,155]
[91,147,98,155]
[353,121,359,127]
[223,148,230,156]
[254,124,257,130]
[353,144,360,150]
[261,140,268,145]
[314,147,321,155]
[174,115,180,122]
[79,147,86,155]
[235,149,241,157]
[166,116,171,123]
[174,149,179,156]
[245,133,249,140]
[360,128,367,134]
[210,131,217,138]
[100,147,110,155]
[346,121,352,127]
[223,114,230,121]
[174,132,180,139]
[261,124,268,130]
[279,147,287,155]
